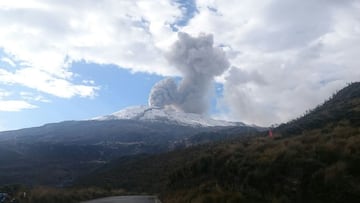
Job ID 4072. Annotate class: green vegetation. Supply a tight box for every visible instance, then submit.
[76,121,359,202]
[162,121,360,202]
[76,82,360,203]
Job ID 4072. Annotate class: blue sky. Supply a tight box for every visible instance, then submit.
[0,61,165,130]
[0,59,223,130]
[0,0,359,130]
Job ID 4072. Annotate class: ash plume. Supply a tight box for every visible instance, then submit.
[148,78,177,108]
[148,32,230,114]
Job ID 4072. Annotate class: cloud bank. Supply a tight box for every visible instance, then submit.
[183,0,360,125]
[0,0,359,125]
[148,32,229,114]
[0,0,184,100]
[0,100,37,112]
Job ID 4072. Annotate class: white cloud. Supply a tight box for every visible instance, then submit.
[20,92,51,103]
[0,68,98,98]
[0,0,359,125]
[0,100,37,112]
[0,0,183,75]
[0,87,39,112]
[1,57,16,67]
[0,89,11,98]
[0,0,184,99]
[178,0,360,125]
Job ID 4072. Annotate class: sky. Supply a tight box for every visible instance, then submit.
[0,0,359,131]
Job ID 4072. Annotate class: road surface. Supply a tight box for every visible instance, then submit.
[81,195,161,203]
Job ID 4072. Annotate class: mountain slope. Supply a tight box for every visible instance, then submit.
[0,107,255,186]
[277,82,360,136]
[0,106,245,145]
[77,82,360,203]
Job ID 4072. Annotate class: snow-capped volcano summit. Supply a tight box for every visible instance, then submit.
[92,105,243,127]
[0,106,257,187]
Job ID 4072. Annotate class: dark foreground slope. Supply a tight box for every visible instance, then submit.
[78,82,360,203]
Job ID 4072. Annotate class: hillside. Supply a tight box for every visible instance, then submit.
[277,82,360,135]
[76,82,360,203]
[0,107,256,187]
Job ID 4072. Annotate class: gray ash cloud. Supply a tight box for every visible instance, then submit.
[148,32,230,114]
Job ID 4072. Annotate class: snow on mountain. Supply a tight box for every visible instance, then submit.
[92,105,243,127]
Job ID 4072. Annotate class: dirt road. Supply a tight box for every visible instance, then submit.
[81,195,161,203]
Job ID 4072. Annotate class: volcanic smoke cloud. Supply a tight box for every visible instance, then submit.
[148,32,230,114]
